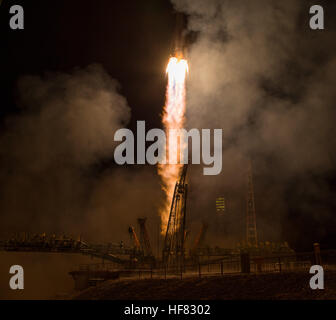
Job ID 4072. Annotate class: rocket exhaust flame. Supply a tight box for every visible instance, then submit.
[158,57,189,233]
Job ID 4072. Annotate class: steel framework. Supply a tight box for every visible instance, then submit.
[162,164,188,269]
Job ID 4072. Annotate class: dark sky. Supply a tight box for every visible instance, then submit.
[0,0,335,252]
[0,0,174,128]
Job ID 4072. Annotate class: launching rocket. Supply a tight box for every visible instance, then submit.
[173,12,186,59]
[160,12,189,233]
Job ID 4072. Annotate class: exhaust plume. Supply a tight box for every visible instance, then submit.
[158,57,189,233]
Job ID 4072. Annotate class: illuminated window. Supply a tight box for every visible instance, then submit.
[216,197,225,213]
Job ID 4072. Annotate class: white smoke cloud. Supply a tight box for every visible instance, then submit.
[170,0,336,247]
[5,64,131,171]
[0,65,132,232]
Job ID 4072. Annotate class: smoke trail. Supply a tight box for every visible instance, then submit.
[158,57,188,233]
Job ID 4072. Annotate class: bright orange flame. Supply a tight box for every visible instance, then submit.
[158,57,189,234]
[166,57,189,83]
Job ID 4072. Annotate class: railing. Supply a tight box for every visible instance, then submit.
[71,249,336,282]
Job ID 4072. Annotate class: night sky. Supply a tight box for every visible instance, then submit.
[0,0,335,252]
[0,0,174,126]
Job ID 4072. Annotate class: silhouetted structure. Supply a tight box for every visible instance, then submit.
[246,160,258,246]
[162,165,188,270]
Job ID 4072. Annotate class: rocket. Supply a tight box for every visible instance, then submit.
[173,12,186,59]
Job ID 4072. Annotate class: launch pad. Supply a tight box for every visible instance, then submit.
[0,159,297,275]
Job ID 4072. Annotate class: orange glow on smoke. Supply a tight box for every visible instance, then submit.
[158,57,188,234]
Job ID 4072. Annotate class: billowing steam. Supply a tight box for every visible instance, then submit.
[0,65,133,236]
[170,0,336,248]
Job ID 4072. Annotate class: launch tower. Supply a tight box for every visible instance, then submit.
[162,165,188,270]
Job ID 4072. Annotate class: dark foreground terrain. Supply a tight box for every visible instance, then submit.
[72,271,336,300]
